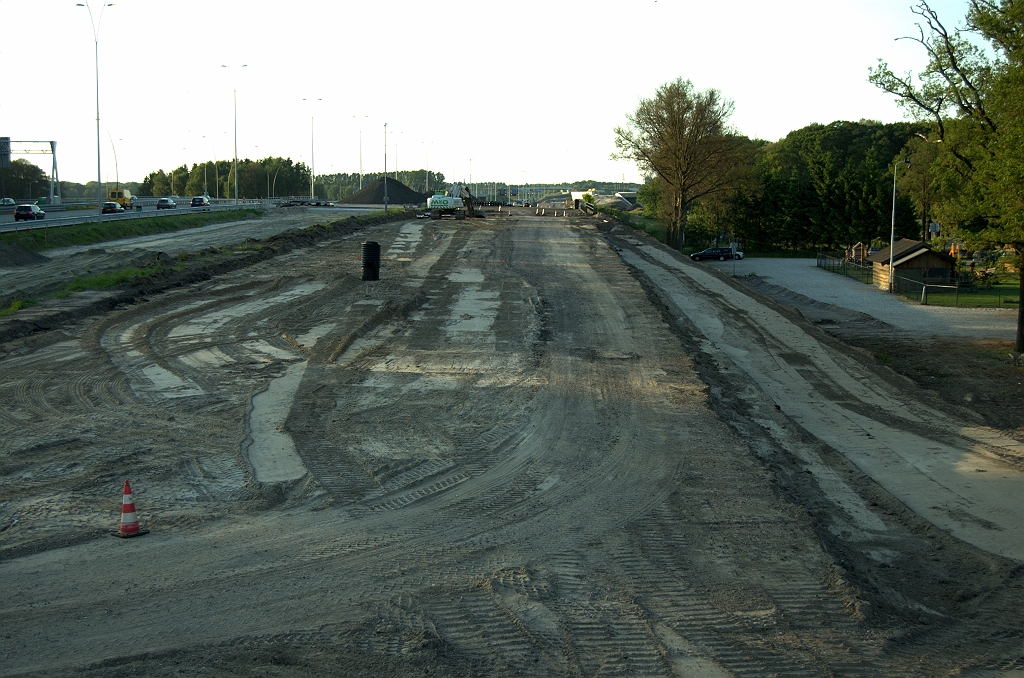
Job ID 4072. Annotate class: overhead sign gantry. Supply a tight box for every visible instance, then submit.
[0,137,62,204]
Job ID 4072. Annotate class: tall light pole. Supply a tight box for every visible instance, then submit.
[103,125,120,189]
[302,98,321,199]
[383,122,388,214]
[221,63,246,205]
[203,134,223,199]
[422,141,430,193]
[889,158,911,293]
[353,115,367,190]
[77,1,113,220]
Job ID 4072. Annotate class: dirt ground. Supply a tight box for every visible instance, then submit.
[0,208,1022,677]
[735,274,1023,435]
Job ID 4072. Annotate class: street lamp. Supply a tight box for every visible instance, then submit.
[202,135,222,199]
[353,115,368,190]
[102,125,120,189]
[77,1,114,220]
[889,157,911,293]
[383,122,388,214]
[302,98,321,199]
[29,181,36,201]
[221,63,247,205]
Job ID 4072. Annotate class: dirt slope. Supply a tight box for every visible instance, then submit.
[0,210,1021,676]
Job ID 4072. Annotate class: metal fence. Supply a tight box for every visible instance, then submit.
[815,253,874,284]
[816,252,1018,308]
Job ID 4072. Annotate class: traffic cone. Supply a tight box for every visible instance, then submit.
[111,480,149,538]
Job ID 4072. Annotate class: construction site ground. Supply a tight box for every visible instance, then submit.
[0,208,1022,677]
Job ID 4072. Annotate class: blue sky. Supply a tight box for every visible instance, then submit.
[1,0,973,186]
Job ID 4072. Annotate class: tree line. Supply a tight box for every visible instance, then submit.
[616,85,923,252]
[139,158,312,200]
[0,159,148,202]
[136,161,447,202]
[617,0,1022,350]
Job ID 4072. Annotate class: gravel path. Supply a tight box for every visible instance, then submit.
[705,257,1017,341]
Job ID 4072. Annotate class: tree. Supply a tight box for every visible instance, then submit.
[168,165,189,197]
[3,159,48,200]
[140,170,170,197]
[614,78,749,249]
[870,0,1024,352]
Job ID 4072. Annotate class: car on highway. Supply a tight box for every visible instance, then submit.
[14,204,45,221]
[156,197,176,209]
[101,201,125,214]
[690,247,744,262]
[190,196,211,208]
[1,197,14,210]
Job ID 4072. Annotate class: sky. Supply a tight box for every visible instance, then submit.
[0,0,975,188]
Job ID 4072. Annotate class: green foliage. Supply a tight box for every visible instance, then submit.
[870,0,1024,350]
[637,179,664,220]
[2,159,48,200]
[58,265,164,294]
[597,205,667,243]
[614,78,750,249]
[735,121,922,251]
[0,298,37,318]
[58,180,142,202]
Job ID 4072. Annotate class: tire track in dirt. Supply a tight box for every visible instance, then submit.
[3,215,1015,676]
[614,239,1023,560]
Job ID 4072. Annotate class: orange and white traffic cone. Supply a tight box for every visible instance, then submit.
[111,480,149,538]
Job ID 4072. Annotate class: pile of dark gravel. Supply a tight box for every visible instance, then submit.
[341,177,426,205]
[0,243,49,268]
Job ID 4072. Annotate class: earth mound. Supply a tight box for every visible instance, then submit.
[341,177,426,206]
[0,243,49,268]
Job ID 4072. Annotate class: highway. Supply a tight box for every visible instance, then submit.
[0,199,363,233]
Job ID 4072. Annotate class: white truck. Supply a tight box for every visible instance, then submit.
[426,184,474,220]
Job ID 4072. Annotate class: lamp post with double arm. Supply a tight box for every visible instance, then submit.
[77,1,114,220]
[221,63,247,205]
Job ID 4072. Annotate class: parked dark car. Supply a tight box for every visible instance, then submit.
[101,201,125,214]
[14,204,45,221]
[690,247,743,262]
[156,197,176,209]
[190,196,211,208]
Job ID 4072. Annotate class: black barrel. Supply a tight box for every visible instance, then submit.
[361,241,381,281]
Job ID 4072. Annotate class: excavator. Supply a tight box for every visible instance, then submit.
[426,183,477,220]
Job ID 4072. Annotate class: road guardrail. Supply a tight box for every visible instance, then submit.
[0,201,269,236]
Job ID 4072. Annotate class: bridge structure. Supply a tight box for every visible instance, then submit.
[1,137,62,204]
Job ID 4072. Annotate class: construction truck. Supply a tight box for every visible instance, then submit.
[426,184,474,220]
[108,188,134,209]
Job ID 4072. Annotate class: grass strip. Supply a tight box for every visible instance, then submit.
[0,298,38,318]
[52,265,165,297]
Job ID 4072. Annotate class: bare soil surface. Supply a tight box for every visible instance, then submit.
[731,268,1023,434]
[0,209,1022,677]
